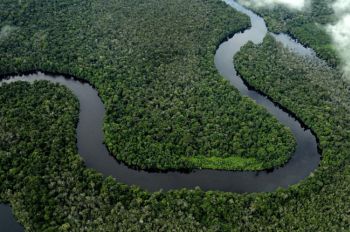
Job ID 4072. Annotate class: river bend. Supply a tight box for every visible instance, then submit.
[0,0,321,230]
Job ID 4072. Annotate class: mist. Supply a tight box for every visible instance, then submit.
[238,0,308,10]
[326,0,350,79]
[0,25,16,40]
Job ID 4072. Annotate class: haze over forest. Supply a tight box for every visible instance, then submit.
[0,0,350,231]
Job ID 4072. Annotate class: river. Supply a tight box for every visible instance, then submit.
[0,0,321,230]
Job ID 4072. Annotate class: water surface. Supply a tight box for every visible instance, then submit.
[0,0,322,230]
[0,205,23,232]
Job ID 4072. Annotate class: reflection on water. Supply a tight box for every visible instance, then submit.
[0,0,322,230]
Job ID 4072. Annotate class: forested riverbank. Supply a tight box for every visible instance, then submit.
[1,74,347,230]
[0,0,295,171]
[234,35,350,230]
[1,0,350,231]
[238,0,340,67]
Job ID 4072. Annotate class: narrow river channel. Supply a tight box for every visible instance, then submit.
[0,0,321,230]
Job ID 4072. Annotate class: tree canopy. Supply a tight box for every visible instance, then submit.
[1,0,350,231]
[0,0,295,170]
[238,0,340,67]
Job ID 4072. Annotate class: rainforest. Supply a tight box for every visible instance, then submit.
[0,0,349,231]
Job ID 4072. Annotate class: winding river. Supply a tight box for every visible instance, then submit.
[0,0,321,230]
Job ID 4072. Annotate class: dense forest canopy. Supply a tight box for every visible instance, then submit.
[1,46,350,229]
[238,0,340,67]
[1,0,350,231]
[234,35,350,230]
[0,0,295,170]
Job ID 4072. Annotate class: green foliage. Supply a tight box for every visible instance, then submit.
[187,155,263,170]
[1,0,350,231]
[0,81,207,231]
[0,0,295,170]
[239,0,340,67]
[233,35,350,230]
[1,36,350,231]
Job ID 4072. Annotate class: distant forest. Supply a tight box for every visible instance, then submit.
[239,0,340,66]
[0,0,350,231]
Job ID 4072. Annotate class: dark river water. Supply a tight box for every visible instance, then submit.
[0,205,23,232]
[0,0,321,230]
